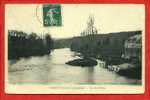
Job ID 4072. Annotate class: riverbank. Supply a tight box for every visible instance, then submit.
[72,50,142,79]
[98,57,142,79]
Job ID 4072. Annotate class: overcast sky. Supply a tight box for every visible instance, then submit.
[5,4,145,39]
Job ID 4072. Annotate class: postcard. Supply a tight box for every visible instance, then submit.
[5,4,145,94]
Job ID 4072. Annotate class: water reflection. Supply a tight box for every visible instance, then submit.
[8,48,141,85]
[86,67,94,84]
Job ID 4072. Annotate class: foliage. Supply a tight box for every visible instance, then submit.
[8,30,53,59]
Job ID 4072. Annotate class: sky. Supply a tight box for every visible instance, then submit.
[5,4,145,39]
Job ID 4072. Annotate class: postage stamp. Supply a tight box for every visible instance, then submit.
[43,4,62,26]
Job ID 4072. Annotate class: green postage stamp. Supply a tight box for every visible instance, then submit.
[43,4,62,27]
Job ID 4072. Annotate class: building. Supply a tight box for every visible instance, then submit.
[123,34,142,62]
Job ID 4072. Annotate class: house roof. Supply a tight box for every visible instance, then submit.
[126,34,142,43]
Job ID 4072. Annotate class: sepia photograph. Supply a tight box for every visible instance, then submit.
[5,4,145,94]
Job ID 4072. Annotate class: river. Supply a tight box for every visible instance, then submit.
[8,48,141,85]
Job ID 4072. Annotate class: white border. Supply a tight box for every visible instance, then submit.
[5,4,145,94]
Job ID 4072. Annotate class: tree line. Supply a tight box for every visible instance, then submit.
[70,31,141,62]
[8,30,53,59]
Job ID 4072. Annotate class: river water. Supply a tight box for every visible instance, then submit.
[8,48,140,85]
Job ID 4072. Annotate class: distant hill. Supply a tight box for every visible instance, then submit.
[53,38,73,49]
[53,30,142,51]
